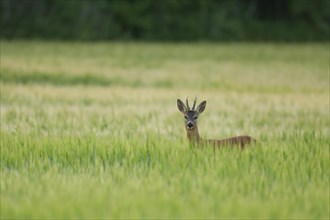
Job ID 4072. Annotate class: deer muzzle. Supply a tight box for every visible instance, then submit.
[186,122,194,129]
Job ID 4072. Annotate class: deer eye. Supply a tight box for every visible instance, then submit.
[184,116,188,119]
[194,116,198,120]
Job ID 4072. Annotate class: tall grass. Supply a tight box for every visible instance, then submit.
[0,41,329,218]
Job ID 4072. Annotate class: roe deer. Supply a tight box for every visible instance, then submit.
[177,97,256,148]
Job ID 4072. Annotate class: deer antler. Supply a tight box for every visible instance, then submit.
[192,96,197,110]
[186,97,190,110]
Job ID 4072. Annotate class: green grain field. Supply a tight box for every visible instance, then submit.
[0,41,329,219]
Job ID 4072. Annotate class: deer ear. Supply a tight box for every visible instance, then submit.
[196,101,207,114]
[177,99,187,113]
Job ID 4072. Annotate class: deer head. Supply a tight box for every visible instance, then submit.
[177,97,207,130]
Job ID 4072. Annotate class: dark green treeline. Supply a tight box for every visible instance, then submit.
[1,0,329,41]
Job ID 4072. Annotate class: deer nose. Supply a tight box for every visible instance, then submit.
[187,122,194,128]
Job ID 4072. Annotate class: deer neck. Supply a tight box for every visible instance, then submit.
[186,125,201,143]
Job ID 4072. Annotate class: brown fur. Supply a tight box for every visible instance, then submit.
[186,123,255,149]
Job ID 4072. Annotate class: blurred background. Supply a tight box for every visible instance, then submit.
[1,0,329,42]
[1,1,329,218]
